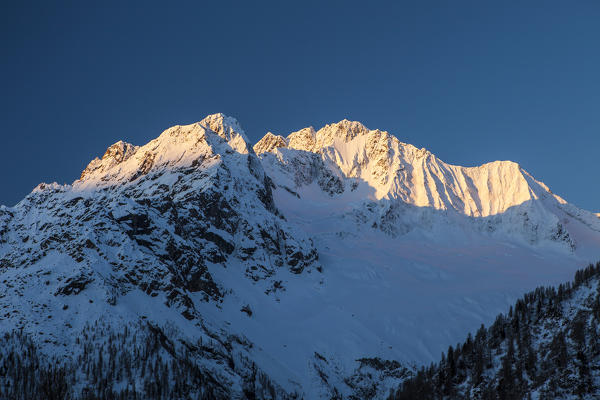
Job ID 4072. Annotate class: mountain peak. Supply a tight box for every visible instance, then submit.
[254,119,571,220]
[287,127,317,151]
[80,140,139,180]
[255,120,372,153]
[199,113,246,141]
[77,114,255,187]
[101,140,138,162]
[315,119,370,146]
[324,119,369,134]
[198,113,251,155]
[253,132,288,154]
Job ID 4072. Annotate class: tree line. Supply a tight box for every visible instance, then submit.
[389,262,600,400]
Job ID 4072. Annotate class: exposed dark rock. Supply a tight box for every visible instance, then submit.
[55,275,93,296]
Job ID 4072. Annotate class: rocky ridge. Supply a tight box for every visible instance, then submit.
[255,120,600,247]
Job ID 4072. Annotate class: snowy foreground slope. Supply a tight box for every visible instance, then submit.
[1,114,600,398]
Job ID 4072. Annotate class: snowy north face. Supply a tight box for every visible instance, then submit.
[1,113,599,398]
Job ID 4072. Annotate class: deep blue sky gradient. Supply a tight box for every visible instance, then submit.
[1,1,599,210]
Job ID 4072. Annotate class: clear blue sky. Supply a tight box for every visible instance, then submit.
[1,1,599,210]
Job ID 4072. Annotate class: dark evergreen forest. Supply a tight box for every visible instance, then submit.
[390,262,600,400]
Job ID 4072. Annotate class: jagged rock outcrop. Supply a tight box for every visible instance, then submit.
[80,140,139,180]
[253,132,288,154]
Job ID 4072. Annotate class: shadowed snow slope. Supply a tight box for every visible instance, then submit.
[1,114,599,399]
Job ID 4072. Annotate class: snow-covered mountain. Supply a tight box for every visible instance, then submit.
[1,114,599,398]
[255,119,597,246]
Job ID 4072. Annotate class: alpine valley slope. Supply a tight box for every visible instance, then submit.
[1,114,600,399]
